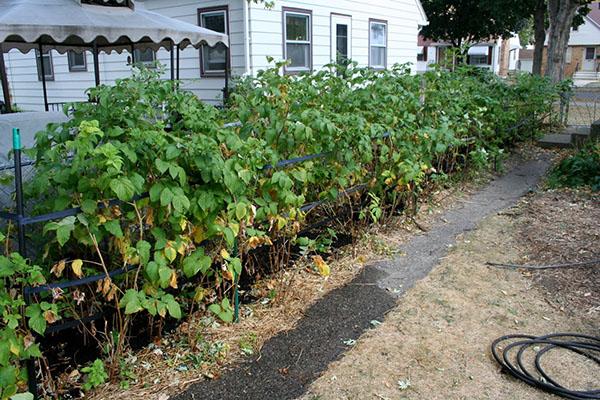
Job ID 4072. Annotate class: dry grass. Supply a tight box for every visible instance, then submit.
[300,190,599,400]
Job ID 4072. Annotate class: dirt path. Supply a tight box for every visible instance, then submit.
[300,192,598,400]
[174,154,556,400]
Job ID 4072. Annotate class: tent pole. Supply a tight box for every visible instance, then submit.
[170,41,175,81]
[176,45,180,81]
[93,41,100,87]
[38,43,49,112]
[0,44,12,113]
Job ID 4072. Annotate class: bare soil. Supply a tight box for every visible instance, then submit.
[300,189,599,400]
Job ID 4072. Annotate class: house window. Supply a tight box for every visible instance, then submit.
[68,51,87,72]
[336,24,349,63]
[369,20,387,69]
[81,0,132,7]
[36,50,54,81]
[198,7,229,75]
[469,54,489,65]
[585,47,596,60]
[417,46,428,62]
[283,8,312,72]
[133,48,156,66]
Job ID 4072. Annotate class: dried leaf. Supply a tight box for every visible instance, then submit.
[43,310,58,324]
[51,260,66,277]
[312,255,330,277]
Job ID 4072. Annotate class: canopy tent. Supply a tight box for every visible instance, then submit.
[0,0,230,112]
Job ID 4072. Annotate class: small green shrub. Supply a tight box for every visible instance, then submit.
[81,359,108,390]
[548,142,600,190]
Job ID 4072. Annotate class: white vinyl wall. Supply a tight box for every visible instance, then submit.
[247,0,426,74]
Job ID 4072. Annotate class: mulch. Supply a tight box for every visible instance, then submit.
[515,189,600,321]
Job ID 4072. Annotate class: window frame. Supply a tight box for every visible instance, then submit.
[330,12,352,64]
[282,7,313,74]
[132,48,157,67]
[67,50,88,72]
[35,49,54,81]
[585,47,596,61]
[198,6,230,77]
[369,19,388,70]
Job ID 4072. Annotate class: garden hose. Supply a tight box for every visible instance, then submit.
[491,333,600,399]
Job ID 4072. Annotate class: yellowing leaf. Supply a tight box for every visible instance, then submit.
[71,259,84,278]
[220,249,230,260]
[312,255,330,277]
[247,236,261,250]
[192,226,205,244]
[193,287,206,302]
[51,260,66,277]
[177,241,187,256]
[9,341,20,356]
[164,244,177,263]
[169,271,178,289]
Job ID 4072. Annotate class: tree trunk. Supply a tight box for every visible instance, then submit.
[546,0,579,82]
[532,0,546,75]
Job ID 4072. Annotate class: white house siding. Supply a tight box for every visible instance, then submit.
[247,0,425,74]
[3,0,243,111]
[144,0,246,104]
[2,0,427,110]
[562,16,600,46]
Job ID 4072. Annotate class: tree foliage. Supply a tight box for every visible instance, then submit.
[420,0,533,47]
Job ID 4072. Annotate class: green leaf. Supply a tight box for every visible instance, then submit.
[81,199,97,214]
[120,289,143,315]
[25,305,46,335]
[235,203,247,220]
[155,159,170,174]
[44,216,76,247]
[182,248,212,278]
[136,240,151,266]
[110,177,136,201]
[158,266,173,288]
[164,295,182,319]
[145,261,159,283]
[0,256,16,278]
[160,187,174,207]
[10,393,34,400]
[149,183,163,202]
[103,220,123,238]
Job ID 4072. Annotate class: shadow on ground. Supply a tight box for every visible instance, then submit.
[174,267,396,400]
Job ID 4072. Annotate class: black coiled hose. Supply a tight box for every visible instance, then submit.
[491,333,600,400]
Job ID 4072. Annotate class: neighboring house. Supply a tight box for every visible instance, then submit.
[0,0,428,111]
[518,1,600,86]
[416,35,521,76]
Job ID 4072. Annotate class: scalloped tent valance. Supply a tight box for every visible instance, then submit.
[0,0,229,54]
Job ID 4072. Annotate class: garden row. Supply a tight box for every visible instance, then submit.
[0,61,561,398]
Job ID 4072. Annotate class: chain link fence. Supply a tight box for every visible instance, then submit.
[559,89,600,127]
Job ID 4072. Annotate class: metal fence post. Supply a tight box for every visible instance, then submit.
[13,128,26,256]
[13,127,38,398]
